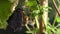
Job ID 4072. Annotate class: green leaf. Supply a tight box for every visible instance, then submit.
[8,0,15,3]
[56,16,60,23]
[47,30,52,34]
[56,29,60,34]
[30,10,40,18]
[25,1,37,7]
[0,0,11,29]
[26,31,33,34]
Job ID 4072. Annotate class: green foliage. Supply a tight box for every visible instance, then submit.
[0,0,60,34]
[8,0,14,3]
[0,0,11,29]
[30,10,40,18]
[56,16,60,23]
[25,1,38,10]
[26,28,39,34]
[25,1,36,7]
[25,0,60,34]
[25,0,49,34]
[56,29,60,34]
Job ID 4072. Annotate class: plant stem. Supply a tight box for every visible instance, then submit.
[53,13,58,26]
[39,0,48,34]
[35,16,39,29]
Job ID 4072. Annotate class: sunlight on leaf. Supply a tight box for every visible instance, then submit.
[56,29,60,34]
[56,16,60,23]
[25,1,36,7]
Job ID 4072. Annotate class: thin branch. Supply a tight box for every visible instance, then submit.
[52,0,60,16]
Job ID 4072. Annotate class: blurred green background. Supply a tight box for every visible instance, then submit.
[0,0,11,29]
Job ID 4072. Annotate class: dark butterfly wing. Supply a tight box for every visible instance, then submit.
[7,8,24,32]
